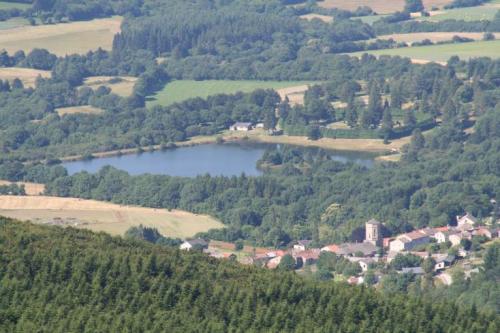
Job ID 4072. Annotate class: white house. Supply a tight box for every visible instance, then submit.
[389,231,430,252]
[456,213,477,229]
[293,240,312,252]
[180,238,208,251]
[229,122,253,131]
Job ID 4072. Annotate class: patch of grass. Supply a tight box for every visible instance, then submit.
[82,76,137,97]
[0,1,30,10]
[348,40,500,62]
[147,80,315,107]
[0,17,30,30]
[420,5,498,22]
[56,105,104,117]
[355,15,387,25]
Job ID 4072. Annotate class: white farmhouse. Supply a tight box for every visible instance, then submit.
[180,238,208,251]
[229,122,253,131]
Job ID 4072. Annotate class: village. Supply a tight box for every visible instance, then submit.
[180,213,499,287]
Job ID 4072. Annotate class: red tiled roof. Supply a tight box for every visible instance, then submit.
[321,244,340,253]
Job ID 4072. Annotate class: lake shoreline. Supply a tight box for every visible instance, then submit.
[59,131,400,164]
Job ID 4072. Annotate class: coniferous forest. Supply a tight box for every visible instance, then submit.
[0,217,498,333]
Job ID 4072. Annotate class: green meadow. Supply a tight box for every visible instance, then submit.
[419,1,500,22]
[349,40,500,62]
[0,1,30,10]
[147,80,314,106]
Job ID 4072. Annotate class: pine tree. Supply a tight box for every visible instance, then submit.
[404,110,417,129]
[390,81,403,109]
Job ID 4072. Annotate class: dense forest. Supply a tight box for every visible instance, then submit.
[0,217,497,332]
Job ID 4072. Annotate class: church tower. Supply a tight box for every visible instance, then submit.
[365,219,381,246]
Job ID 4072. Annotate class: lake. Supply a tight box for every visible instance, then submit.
[63,143,375,177]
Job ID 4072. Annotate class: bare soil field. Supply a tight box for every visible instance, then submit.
[56,105,103,117]
[0,67,51,88]
[0,181,45,196]
[378,32,500,44]
[318,0,453,14]
[0,17,122,56]
[0,195,223,238]
[299,13,333,23]
[82,76,137,97]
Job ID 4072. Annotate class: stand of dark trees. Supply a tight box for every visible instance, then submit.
[1,218,497,332]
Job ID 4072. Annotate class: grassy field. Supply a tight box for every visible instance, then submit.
[0,16,122,56]
[349,40,500,62]
[377,32,499,44]
[0,1,30,10]
[147,80,315,107]
[420,1,500,22]
[318,0,452,14]
[0,17,30,30]
[0,195,223,238]
[0,67,51,88]
[56,105,103,117]
[82,76,137,97]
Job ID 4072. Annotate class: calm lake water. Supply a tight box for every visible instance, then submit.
[63,143,375,177]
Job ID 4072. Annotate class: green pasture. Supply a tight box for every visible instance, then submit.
[147,80,314,106]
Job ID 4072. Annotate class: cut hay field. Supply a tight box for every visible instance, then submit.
[318,0,452,14]
[377,32,500,44]
[82,76,137,97]
[0,1,30,10]
[147,80,315,107]
[300,13,333,23]
[349,40,500,62]
[0,67,51,88]
[56,105,103,117]
[0,195,223,238]
[0,181,45,196]
[0,16,122,56]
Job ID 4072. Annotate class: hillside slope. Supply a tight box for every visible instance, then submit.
[0,218,497,332]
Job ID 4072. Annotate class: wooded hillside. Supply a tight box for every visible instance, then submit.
[0,217,497,332]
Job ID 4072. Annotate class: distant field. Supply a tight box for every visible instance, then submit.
[356,15,387,25]
[300,13,333,23]
[56,105,103,117]
[0,1,30,10]
[0,17,30,30]
[147,80,315,107]
[0,67,51,88]
[318,0,452,14]
[349,40,500,62]
[0,195,223,239]
[377,32,500,44]
[420,2,500,22]
[0,16,122,56]
[0,181,44,196]
[82,76,137,97]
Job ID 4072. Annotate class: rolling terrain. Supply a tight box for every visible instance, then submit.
[0,195,223,238]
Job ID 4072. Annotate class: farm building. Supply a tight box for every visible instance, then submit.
[230,122,252,131]
[180,238,208,251]
[293,239,312,251]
